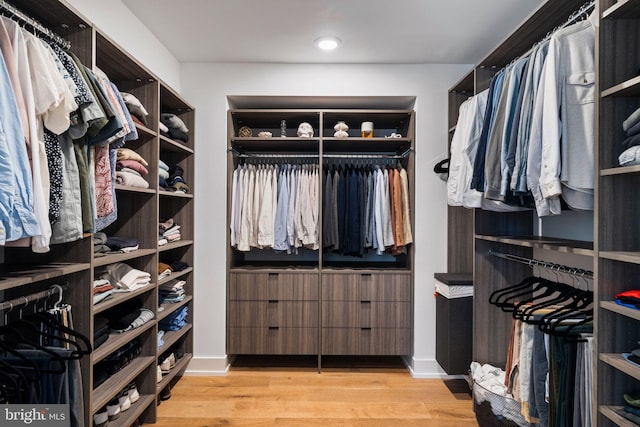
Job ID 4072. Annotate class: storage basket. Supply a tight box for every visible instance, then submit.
[472,381,529,427]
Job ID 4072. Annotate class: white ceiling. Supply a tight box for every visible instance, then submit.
[121,0,543,64]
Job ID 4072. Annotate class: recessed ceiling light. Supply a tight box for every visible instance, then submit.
[315,36,341,51]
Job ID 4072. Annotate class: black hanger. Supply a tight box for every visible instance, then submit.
[490,276,548,308]
[29,311,92,357]
[513,281,583,320]
[497,279,564,313]
[537,292,593,341]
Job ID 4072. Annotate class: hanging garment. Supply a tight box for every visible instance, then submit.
[533,15,596,212]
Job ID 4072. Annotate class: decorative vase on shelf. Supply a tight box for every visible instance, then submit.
[361,121,373,138]
[334,121,349,138]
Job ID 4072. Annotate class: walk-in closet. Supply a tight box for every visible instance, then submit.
[2,0,638,425]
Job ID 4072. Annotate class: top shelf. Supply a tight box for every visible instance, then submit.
[9,0,91,33]
[95,31,155,84]
[0,262,90,291]
[603,0,640,19]
[478,0,590,68]
[475,234,594,256]
[160,84,194,113]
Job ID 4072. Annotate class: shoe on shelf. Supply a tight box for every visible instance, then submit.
[174,346,185,360]
[127,382,140,403]
[106,397,121,421]
[157,365,163,383]
[160,356,171,374]
[118,390,131,412]
[169,352,176,369]
[93,406,109,427]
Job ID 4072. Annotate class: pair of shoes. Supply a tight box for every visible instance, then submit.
[93,407,109,427]
[160,353,176,374]
[116,381,139,413]
[106,381,139,422]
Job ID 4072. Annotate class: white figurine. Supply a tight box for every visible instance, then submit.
[297,122,314,138]
[334,121,349,138]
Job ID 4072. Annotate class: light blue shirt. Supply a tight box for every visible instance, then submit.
[0,52,40,243]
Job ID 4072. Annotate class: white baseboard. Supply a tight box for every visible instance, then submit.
[184,355,466,380]
[184,356,230,376]
[406,356,466,379]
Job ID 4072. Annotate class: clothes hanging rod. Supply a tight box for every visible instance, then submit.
[0,284,67,312]
[488,250,593,279]
[0,0,72,49]
[235,153,318,158]
[231,148,411,159]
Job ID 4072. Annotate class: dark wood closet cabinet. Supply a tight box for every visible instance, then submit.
[1,1,195,424]
[446,0,640,425]
[226,97,415,369]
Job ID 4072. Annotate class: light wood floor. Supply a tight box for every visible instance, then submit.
[155,357,478,427]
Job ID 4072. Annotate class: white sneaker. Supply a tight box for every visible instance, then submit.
[160,357,171,374]
[157,365,163,383]
[106,398,121,420]
[169,353,176,369]
[118,392,131,412]
[127,383,140,403]
[93,407,109,427]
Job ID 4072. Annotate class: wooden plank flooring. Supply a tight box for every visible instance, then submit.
[156,358,477,426]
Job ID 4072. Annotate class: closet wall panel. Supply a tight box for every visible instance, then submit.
[597,1,640,424]
[0,1,196,425]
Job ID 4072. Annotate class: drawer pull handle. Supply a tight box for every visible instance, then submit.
[361,273,372,277]
[268,326,279,330]
[268,300,279,303]
[268,273,279,278]
[360,300,371,304]
[361,327,372,331]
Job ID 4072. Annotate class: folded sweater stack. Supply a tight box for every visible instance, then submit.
[102,299,154,334]
[93,278,114,305]
[618,106,640,166]
[616,289,640,310]
[122,92,150,127]
[159,280,186,304]
[159,306,188,331]
[159,164,190,193]
[96,262,151,293]
[160,113,189,143]
[94,233,139,256]
[116,148,150,189]
[159,218,181,246]
[94,315,110,349]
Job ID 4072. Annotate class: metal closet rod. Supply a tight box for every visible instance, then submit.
[0,0,72,49]
[488,250,593,279]
[231,149,411,160]
[0,284,67,312]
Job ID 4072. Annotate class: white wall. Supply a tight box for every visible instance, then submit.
[181,62,471,377]
[65,0,181,90]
